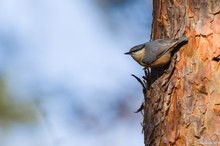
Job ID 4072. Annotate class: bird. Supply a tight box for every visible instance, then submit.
[124,36,188,69]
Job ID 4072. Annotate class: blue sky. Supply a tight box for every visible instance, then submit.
[0,0,152,146]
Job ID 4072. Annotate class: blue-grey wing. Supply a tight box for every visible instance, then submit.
[142,38,179,65]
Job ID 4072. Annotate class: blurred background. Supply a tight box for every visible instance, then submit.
[0,0,152,146]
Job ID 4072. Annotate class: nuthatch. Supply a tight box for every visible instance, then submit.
[125,36,188,68]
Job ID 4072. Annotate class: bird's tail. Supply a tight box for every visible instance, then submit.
[178,36,188,44]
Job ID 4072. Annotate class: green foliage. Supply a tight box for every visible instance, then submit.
[0,78,38,128]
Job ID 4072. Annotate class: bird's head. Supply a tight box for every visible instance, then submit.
[124,44,145,61]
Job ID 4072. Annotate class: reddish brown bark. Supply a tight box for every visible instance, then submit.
[143,0,220,145]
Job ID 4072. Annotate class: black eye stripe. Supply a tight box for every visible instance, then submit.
[130,44,145,53]
[133,49,140,52]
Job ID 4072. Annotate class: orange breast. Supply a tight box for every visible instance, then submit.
[147,53,171,67]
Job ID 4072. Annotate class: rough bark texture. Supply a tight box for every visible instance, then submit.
[143,0,220,145]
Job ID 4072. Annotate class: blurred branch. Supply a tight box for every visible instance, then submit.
[96,0,133,8]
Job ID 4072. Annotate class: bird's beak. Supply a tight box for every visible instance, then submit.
[124,51,131,55]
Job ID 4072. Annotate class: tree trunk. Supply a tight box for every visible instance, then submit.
[143,0,220,145]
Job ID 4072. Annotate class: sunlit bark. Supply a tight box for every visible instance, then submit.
[144,0,220,145]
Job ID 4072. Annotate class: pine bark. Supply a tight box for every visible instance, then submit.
[143,0,220,145]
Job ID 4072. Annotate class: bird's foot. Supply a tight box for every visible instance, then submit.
[143,67,151,79]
